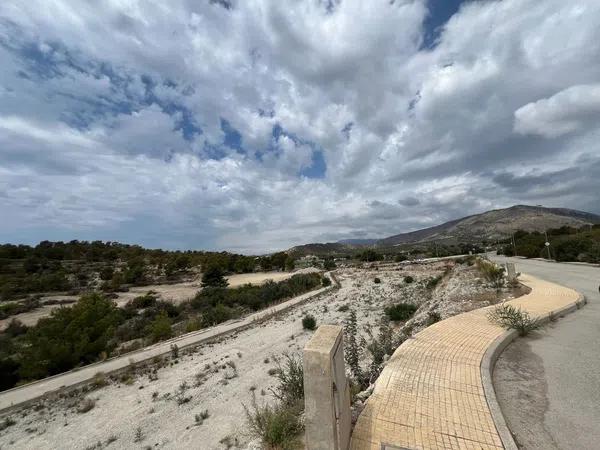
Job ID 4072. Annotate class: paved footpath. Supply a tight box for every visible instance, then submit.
[0,277,334,413]
[351,273,582,450]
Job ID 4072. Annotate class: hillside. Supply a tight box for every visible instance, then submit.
[378,205,600,246]
[291,205,600,254]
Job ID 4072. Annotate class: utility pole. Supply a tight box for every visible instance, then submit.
[512,233,517,257]
[544,230,551,260]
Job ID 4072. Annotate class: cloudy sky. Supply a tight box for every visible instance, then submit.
[1,0,599,253]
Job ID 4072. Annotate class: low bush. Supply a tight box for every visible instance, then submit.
[487,303,542,336]
[403,276,414,284]
[244,398,303,450]
[270,354,304,406]
[476,258,505,289]
[384,303,418,322]
[373,277,381,284]
[426,311,442,325]
[302,314,317,330]
[321,276,331,287]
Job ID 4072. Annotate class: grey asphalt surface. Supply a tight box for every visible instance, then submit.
[490,256,600,450]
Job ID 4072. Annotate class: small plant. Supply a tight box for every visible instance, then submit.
[384,303,418,321]
[476,258,505,289]
[105,435,118,445]
[487,303,542,336]
[219,435,238,449]
[267,368,279,376]
[337,304,350,312]
[133,426,144,443]
[426,275,442,289]
[302,314,317,330]
[92,372,108,389]
[170,343,179,359]
[321,276,331,287]
[373,277,381,284]
[403,275,414,284]
[0,417,16,431]
[244,397,303,450]
[427,311,442,325]
[269,354,304,406]
[77,397,96,414]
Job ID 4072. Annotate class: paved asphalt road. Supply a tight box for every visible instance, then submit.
[491,256,600,450]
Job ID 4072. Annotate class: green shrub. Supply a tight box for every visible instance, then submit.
[302,314,316,330]
[270,354,304,406]
[403,276,414,284]
[373,277,381,284]
[244,398,303,450]
[427,311,442,325]
[384,303,418,321]
[321,276,331,287]
[148,311,172,342]
[426,275,442,289]
[487,303,542,336]
[337,304,349,312]
[201,265,229,288]
[476,258,505,289]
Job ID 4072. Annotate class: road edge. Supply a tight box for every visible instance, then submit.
[481,286,586,450]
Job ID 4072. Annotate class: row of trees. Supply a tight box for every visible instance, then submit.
[498,225,600,263]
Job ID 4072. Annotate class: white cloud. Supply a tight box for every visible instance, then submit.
[0,0,599,252]
[514,84,600,137]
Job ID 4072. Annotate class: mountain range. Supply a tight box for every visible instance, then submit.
[289,205,600,255]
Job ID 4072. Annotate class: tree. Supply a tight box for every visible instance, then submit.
[285,256,295,271]
[19,293,123,380]
[149,311,172,342]
[201,265,229,288]
[323,258,336,270]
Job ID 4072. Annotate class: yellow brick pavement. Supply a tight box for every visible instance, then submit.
[350,274,581,450]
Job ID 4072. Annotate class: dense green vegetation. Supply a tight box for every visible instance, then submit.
[497,225,600,263]
[0,240,299,302]
[0,272,325,391]
[384,303,418,321]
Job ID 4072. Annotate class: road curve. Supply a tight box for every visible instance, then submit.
[0,274,335,413]
[490,256,600,449]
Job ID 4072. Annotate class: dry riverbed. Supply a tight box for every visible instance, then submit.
[0,260,522,449]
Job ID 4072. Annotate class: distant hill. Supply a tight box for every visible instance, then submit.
[377,205,600,246]
[287,242,353,256]
[336,238,378,246]
[289,205,600,254]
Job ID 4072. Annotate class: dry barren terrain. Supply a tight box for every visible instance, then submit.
[0,260,522,450]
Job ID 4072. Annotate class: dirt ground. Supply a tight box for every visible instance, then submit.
[0,261,521,450]
[0,270,316,332]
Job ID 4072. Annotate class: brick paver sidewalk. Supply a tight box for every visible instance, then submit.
[351,274,581,450]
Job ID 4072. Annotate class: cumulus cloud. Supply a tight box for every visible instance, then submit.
[514,84,600,138]
[0,0,599,252]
